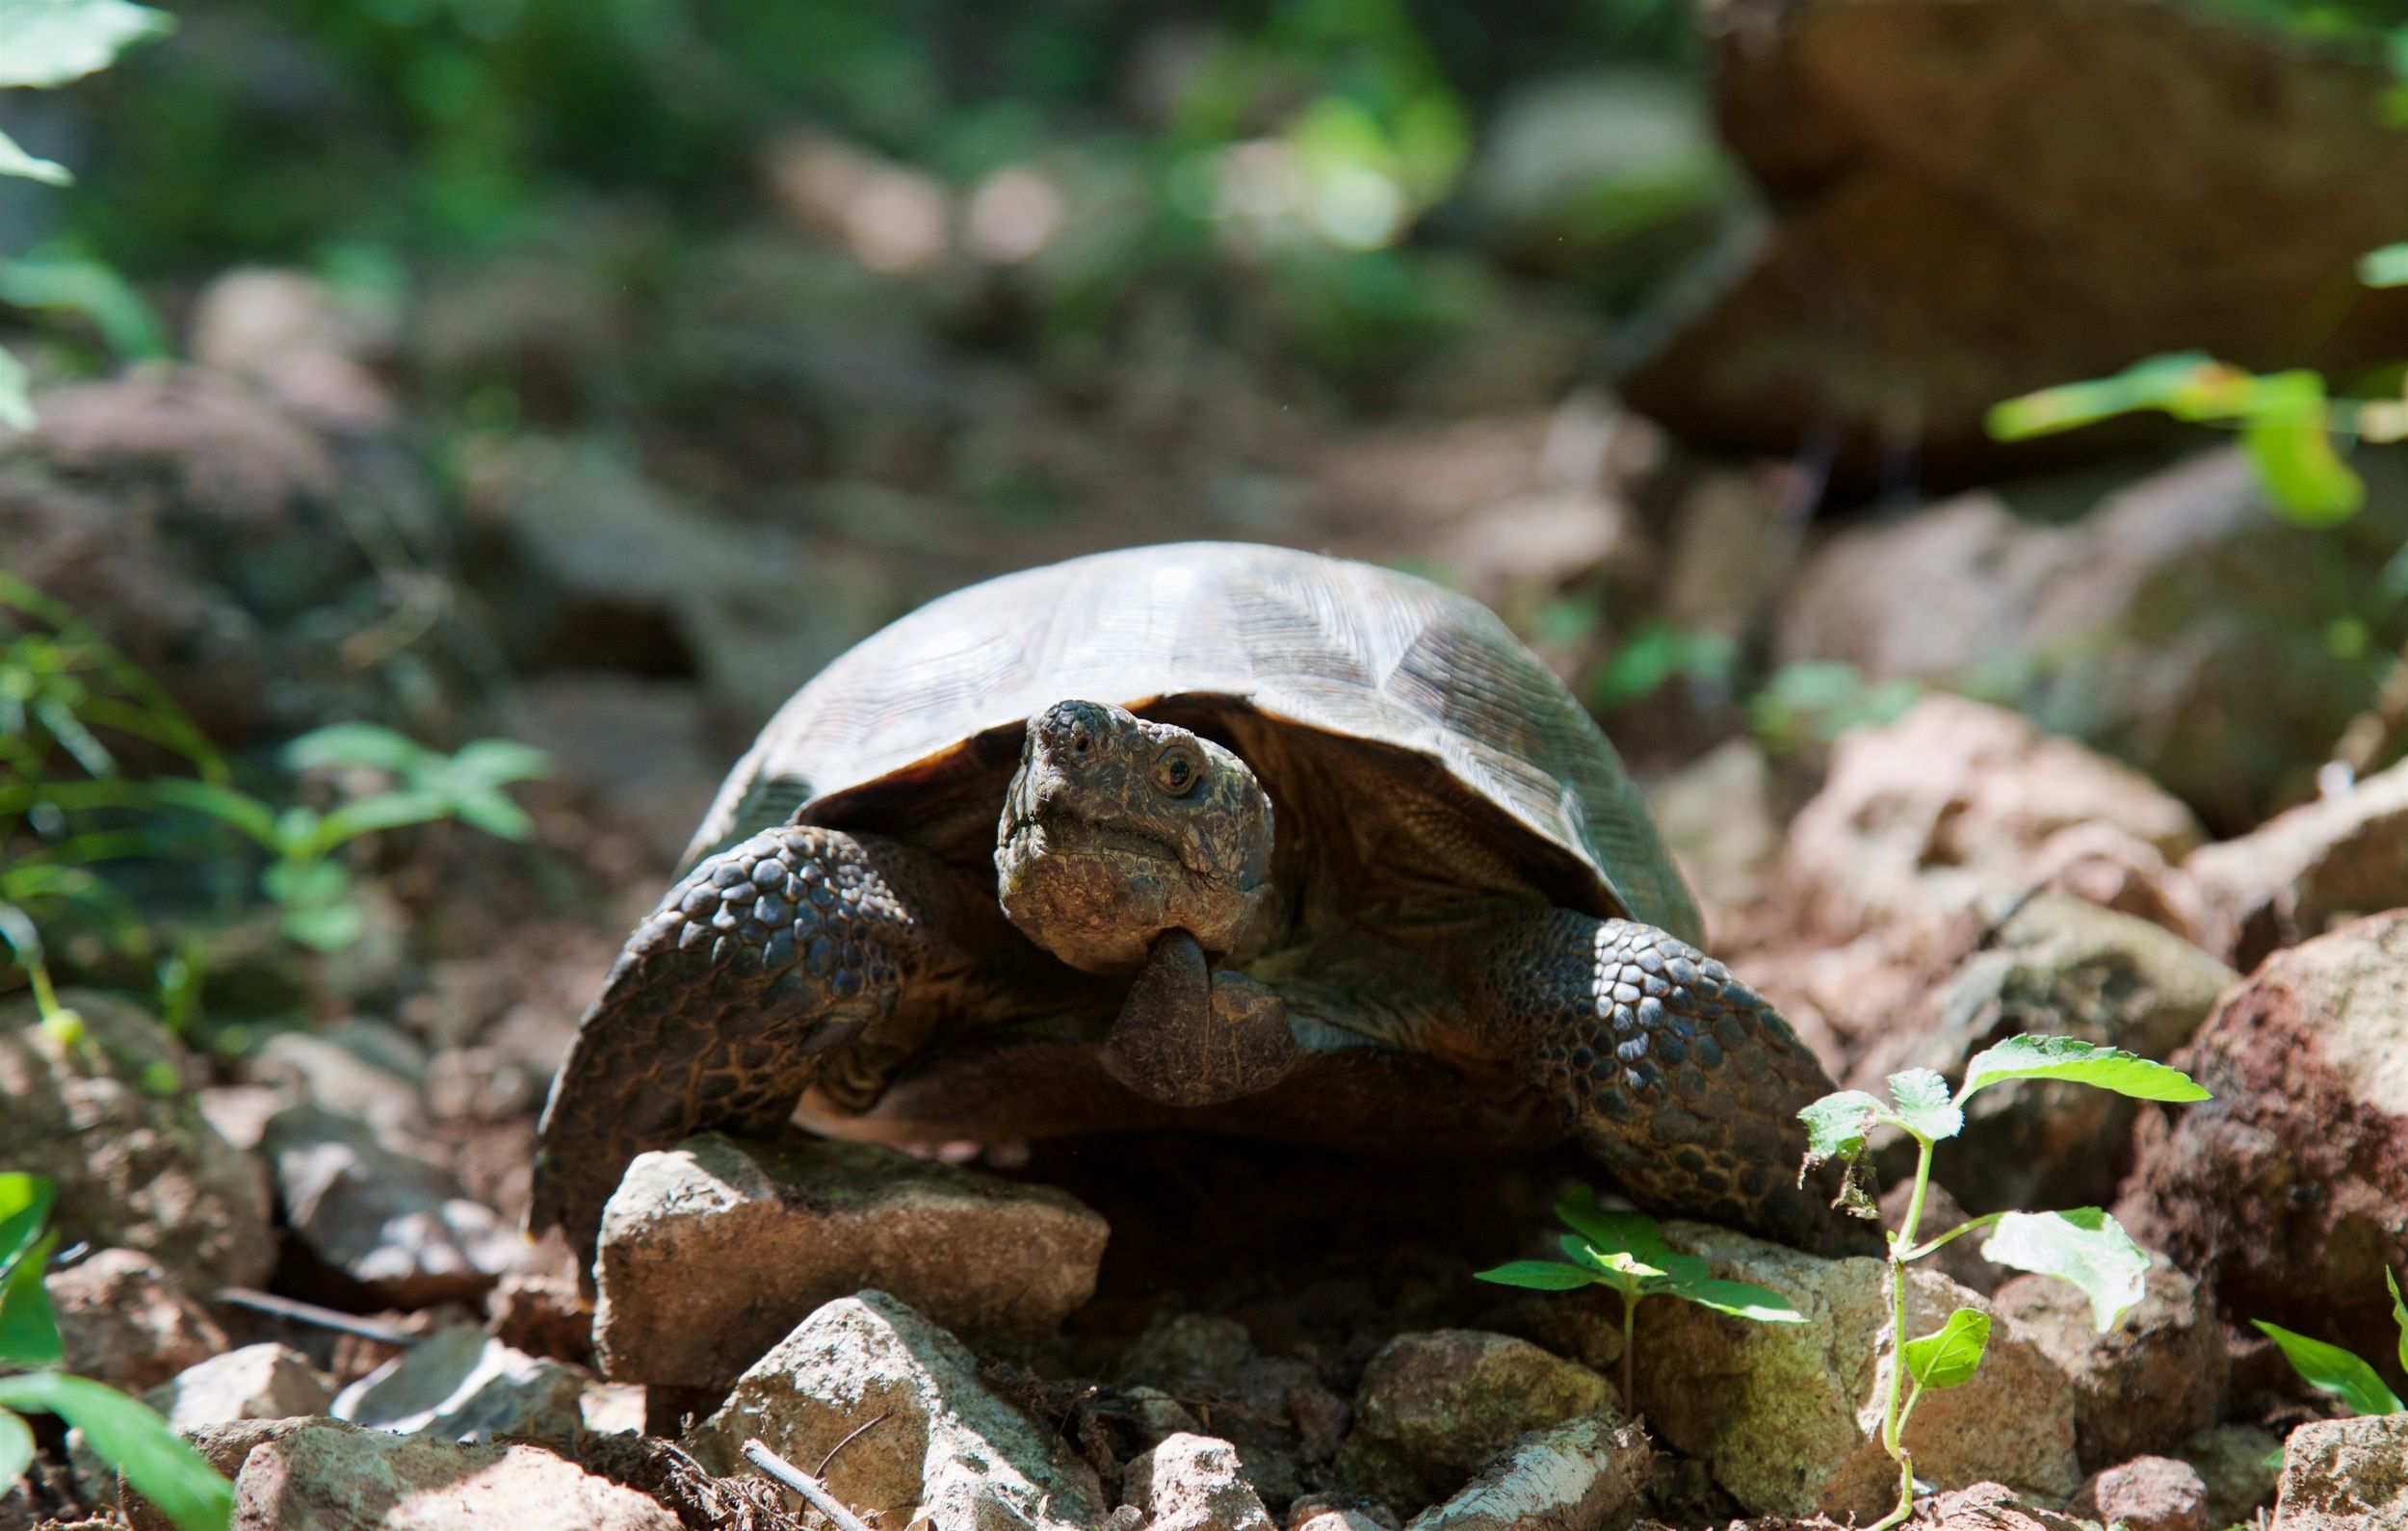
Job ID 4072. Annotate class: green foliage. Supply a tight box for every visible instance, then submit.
[0,1174,231,1529]
[1588,622,1740,711]
[1901,1308,1989,1392]
[2253,1267,2408,1417]
[1749,662,1921,756]
[1478,1188,1801,1411]
[1799,1036,2210,1531]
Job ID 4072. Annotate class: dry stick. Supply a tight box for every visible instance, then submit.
[216,1286,419,1346]
[815,1411,892,1476]
[744,1438,878,1531]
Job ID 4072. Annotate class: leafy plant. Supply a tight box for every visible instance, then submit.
[0,0,177,427]
[1799,1036,2212,1531]
[1477,1190,1802,1414]
[2254,1268,2408,1417]
[1748,661,1921,756]
[0,1174,231,1530]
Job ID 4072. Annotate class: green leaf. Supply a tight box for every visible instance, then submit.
[259,857,349,910]
[280,900,365,952]
[1985,352,2219,439]
[1474,1260,1600,1291]
[2253,1320,2404,1417]
[305,791,456,855]
[0,125,70,187]
[1671,1277,1806,1324]
[1959,1036,2210,1104]
[439,739,551,791]
[0,344,31,430]
[2244,413,2364,528]
[138,779,283,848]
[281,722,434,775]
[1555,1188,1680,1268]
[1887,1068,1963,1142]
[1979,1208,2152,1331]
[0,1409,31,1488]
[0,0,177,87]
[447,791,534,842]
[1902,1308,1991,1390]
[0,1174,56,1278]
[2363,244,2408,288]
[1800,1090,1883,1164]
[0,1232,60,1366]
[2387,1268,2408,1378]
[0,1371,231,1531]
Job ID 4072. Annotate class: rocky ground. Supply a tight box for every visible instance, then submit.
[13,11,2408,1520]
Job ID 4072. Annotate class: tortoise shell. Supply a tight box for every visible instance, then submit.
[687,541,1701,944]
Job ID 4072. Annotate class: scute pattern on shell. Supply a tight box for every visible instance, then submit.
[688,543,1700,943]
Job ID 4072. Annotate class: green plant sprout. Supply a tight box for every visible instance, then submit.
[1987,243,2408,527]
[1799,1035,2212,1531]
[1476,1190,1804,1414]
[0,0,177,428]
[2254,1268,2408,1417]
[0,1173,231,1530]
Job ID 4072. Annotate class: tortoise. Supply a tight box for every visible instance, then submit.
[530,542,1862,1264]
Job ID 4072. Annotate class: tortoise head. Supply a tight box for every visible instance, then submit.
[996,699,1276,974]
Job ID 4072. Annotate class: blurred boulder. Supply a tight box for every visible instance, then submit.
[1992,1259,2226,1470]
[188,267,396,431]
[1632,1222,2078,1518]
[0,368,467,747]
[1621,0,2408,481]
[2122,911,2408,1385]
[262,1102,524,1308]
[686,1290,1103,1531]
[0,991,274,1290]
[2179,1423,2285,1528]
[2186,755,2408,969]
[48,1249,228,1392]
[1777,694,2205,940]
[593,1132,1107,1393]
[1772,451,2408,830]
[2071,1455,2210,1531]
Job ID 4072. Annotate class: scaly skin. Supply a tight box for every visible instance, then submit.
[1475,910,1874,1257]
[528,824,936,1265]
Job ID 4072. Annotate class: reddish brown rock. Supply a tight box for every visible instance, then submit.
[2122,911,2408,1380]
[1992,1261,2226,1470]
[2073,1455,2209,1531]
[48,1249,230,1392]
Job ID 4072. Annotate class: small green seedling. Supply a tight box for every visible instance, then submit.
[1477,1189,1804,1414]
[0,1173,231,1530]
[1800,1035,2212,1531]
[2254,1268,2408,1418]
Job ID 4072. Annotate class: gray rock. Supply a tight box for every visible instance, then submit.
[1124,1434,1274,1531]
[1991,1260,2225,1470]
[1632,1222,2079,1519]
[1861,894,2232,1214]
[1120,1313,1257,1389]
[48,1249,229,1391]
[1285,1496,1399,1531]
[2072,1455,2209,1531]
[1922,1481,2097,1529]
[687,1290,1103,1531]
[595,1132,1107,1391]
[1293,1514,1394,1531]
[140,1417,684,1531]
[151,1344,334,1429]
[2186,755,2408,968]
[1401,1413,1650,1531]
[249,1024,430,1147]
[2274,1413,2408,1528]
[0,993,274,1290]
[261,1102,522,1307]
[2177,1423,2284,1528]
[1336,1331,1615,1509]
[333,1326,586,1442]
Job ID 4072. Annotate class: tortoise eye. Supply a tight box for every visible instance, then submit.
[1153,747,1200,797]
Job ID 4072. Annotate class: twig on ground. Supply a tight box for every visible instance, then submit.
[744,1437,878,1531]
[216,1286,419,1345]
[816,1411,891,1476]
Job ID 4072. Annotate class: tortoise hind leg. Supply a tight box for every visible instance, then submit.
[1472,909,1875,1257]
[529,824,944,1269]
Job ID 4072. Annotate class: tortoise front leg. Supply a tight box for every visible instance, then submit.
[1099,929,1297,1106]
[1475,909,1875,1257]
[529,825,954,1268]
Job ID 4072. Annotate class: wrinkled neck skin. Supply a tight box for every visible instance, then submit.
[994,700,1283,974]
